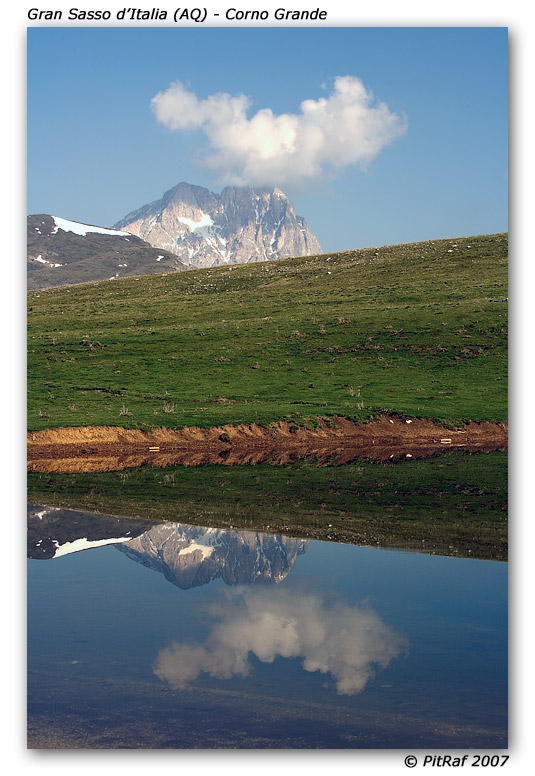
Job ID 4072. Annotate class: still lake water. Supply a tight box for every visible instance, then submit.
[27,506,507,749]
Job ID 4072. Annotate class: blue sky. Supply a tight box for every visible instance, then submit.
[27,26,508,252]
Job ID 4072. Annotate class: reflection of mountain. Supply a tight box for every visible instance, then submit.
[27,504,156,559]
[27,507,307,584]
[115,523,308,589]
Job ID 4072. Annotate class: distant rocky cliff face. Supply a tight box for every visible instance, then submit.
[116,523,308,589]
[113,182,321,269]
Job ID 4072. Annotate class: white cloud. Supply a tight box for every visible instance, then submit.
[154,586,408,695]
[151,77,408,189]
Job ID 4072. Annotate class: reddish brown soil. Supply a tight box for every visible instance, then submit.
[27,416,508,474]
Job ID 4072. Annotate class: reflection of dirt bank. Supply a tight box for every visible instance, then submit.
[27,416,508,474]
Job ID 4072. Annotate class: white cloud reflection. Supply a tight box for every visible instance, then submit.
[154,586,408,696]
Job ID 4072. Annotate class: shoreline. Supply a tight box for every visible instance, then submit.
[27,415,508,473]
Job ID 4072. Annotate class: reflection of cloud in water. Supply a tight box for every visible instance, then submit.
[154,586,408,695]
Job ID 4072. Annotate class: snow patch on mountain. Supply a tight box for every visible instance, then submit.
[52,535,133,557]
[177,212,213,231]
[178,541,215,560]
[52,216,131,238]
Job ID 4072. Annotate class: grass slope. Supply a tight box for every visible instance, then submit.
[27,233,507,432]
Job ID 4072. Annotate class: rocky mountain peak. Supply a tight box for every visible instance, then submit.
[116,523,308,589]
[113,182,321,269]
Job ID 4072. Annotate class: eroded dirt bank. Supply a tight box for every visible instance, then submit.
[27,416,508,473]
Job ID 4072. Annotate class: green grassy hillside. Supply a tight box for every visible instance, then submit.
[27,233,508,432]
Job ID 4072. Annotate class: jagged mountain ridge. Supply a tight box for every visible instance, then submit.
[113,182,322,269]
[116,523,308,589]
[27,214,189,290]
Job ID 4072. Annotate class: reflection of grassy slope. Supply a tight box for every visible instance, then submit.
[27,451,507,560]
[28,233,507,431]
